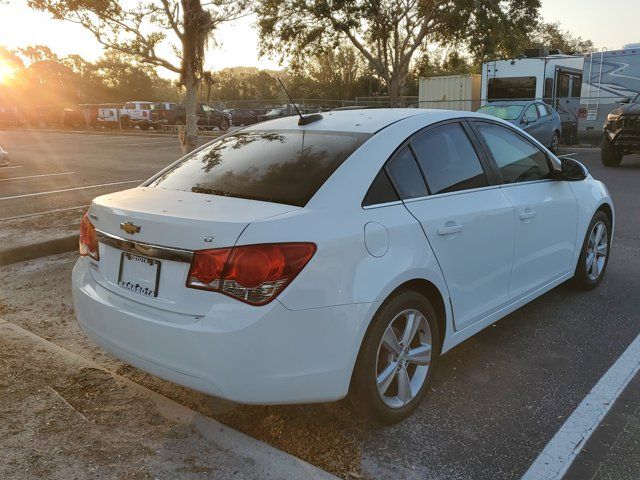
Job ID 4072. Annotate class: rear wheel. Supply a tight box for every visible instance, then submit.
[139,121,150,131]
[572,210,611,290]
[601,136,623,166]
[350,290,439,424]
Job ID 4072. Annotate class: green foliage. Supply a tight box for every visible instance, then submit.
[256,0,541,99]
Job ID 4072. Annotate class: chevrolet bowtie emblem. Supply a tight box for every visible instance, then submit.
[120,222,141,235]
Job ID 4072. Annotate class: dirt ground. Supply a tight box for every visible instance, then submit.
[0,253,366,479]
[0,321,294,480]
[0,208,84,250]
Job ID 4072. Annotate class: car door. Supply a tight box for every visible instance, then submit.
[522,104,545,144]
[536,103,554,146]
[471,121,578,299]
[392,121,516,331]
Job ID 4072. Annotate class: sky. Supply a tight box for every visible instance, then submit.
[0,0,639,76]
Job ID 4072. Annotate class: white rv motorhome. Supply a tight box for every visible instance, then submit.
[578,46,640,140]
[481,51,584,142]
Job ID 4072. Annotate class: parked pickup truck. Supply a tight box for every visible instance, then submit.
[601,94,640,167]
[151,102,231,131]
[120,101,154,130]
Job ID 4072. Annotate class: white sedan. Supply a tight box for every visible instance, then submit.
[72,109,613,423]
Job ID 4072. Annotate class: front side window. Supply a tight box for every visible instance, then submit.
[385,146,428,200]
[524,105,539,122]
[475,123,551,184]
[411,123,488,195]
[147,130,370,206]
[124,103,134,110]
[140,103,151,110]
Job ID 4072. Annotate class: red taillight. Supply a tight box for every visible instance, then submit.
[187,243,316,305]
[79,212,99,260]
[578,107,587,119]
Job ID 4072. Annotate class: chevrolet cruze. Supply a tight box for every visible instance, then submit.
[72,109,613,423]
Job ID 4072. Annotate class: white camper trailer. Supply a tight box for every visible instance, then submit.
[578,46,640,140]
[481,50,584,141]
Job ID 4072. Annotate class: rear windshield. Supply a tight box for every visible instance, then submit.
[478,104,524,120]
[146,130,370,206]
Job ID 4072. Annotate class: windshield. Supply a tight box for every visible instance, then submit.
[478,104,525,121]
[146,130,370,206]
[266,109,283,115]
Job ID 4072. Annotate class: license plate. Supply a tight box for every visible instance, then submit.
[117,252,161,297]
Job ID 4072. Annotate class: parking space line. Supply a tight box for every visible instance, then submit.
[0,171,75,182]
[0,179,143,201]
[0,204,90,222]
[1,165,23,170]
[521,332,640,480]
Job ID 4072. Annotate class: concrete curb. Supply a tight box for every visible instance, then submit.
[0,319,338,480]
[0,234,78,267]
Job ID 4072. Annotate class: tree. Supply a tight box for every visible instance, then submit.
[257,0,540,102]
[29,0,248,152]
[533,22,594,54]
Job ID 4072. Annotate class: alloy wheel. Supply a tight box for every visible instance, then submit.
[375,309,432,409]
[586,221,608,281]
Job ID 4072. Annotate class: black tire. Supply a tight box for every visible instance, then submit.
[601,136,623,166]
[139,121,150,131]
[572,210,612,290]
[219,118,230,131]
[550,130,560,153]
[349,289,440,424]
[120,117,130,130]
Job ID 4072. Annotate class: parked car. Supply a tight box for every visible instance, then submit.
[62,107,85,129]
[0,145,9,167]
[152,102,231,131]
[261,106,293,121]
[150,102,180,129]
[226,108,262,126]
[120,101,154,130]
[97,104,122,129]
[73,109,613,424]
[601,93,640,166]
[477,101,562,152]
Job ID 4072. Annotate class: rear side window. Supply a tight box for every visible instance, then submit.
[386,146,428,200]
[536,104,548,117]
[147,130,370,207]
[362,170,399,206]
[411,123,488,194]
[475,123,551,184]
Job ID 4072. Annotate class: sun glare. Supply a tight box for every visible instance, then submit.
[0,60,17,84]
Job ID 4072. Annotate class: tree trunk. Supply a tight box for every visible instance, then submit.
[387,69,409,107]
[182,69,199,154]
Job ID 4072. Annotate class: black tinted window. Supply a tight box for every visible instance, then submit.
[475,123,551,184]
[411,123,488,194]
[363,170,399,206]
[147,130,369,206]
[386,146,428,199]
[488,77,537,100]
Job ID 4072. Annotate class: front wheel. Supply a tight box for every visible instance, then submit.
[139,121,150,131]
[601,136,623,166]
[572,210,612,290]
[349,290,439,424]
[550,131,560,153]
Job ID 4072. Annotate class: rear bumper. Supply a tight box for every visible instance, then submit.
[72,258,376,404]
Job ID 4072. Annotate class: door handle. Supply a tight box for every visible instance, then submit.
[519,208,537,221]
[438,223,463,235]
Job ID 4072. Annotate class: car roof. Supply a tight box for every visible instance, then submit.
[246,108,436,134]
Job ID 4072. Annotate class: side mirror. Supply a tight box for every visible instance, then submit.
[620,97,631,104]
[521,117,529,125]
[559,157,588,181]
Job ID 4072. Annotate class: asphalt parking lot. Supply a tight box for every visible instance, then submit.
[0,130,639,479]
[0,129,217,219]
